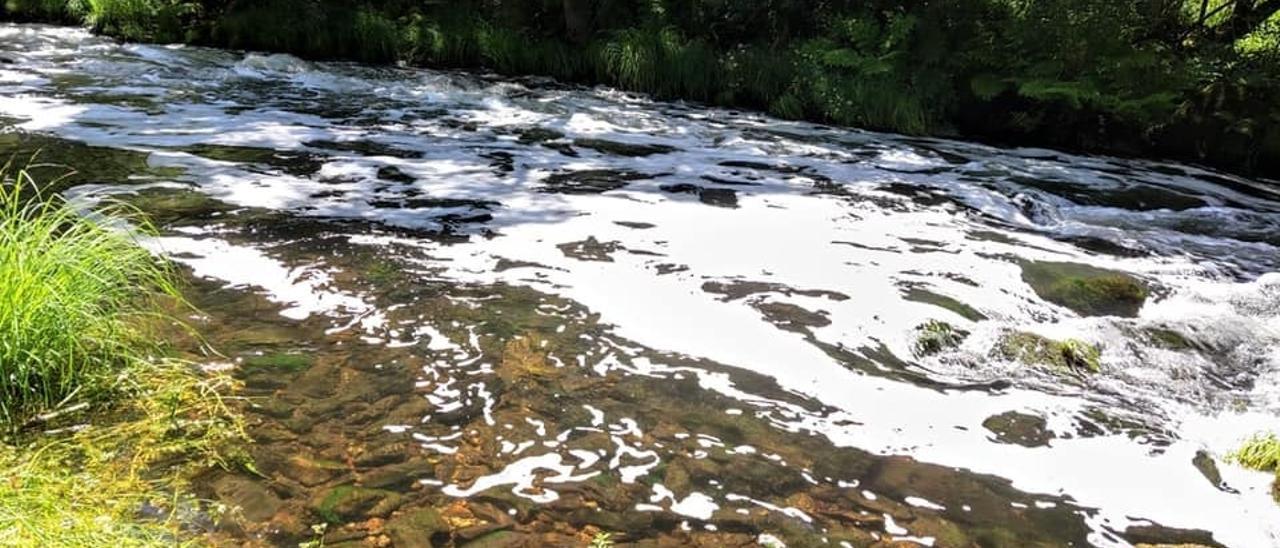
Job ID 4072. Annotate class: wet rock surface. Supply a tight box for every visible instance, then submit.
[1020,261,1149,317]
[174,242,1104,547]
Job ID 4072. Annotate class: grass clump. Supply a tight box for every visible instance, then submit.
[995,331,1102,374]
[1228,433,1280,503]
[912,320,968,357]
[1230,433,1280,472]
[0,168,249,544]
[0,169,178,426]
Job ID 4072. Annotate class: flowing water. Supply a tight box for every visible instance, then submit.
[3,23,1280,547]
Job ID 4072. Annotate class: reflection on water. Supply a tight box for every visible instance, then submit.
[2,22,1279,547]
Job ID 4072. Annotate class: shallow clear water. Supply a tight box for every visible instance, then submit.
[3,23,1279,547]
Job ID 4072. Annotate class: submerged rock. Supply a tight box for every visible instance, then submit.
[573,137,676,157]
[902,287,988,321]
[242,352,312,373]
[515,127,565,144]
[210,474,284,522]
[557,237,621,262]
[376,165,416,183]
[540,169,651,194]
[659,183,739,208]
[983,411,1055,447]
[305,139,424,159]
[1020,261,1148,317]
[180,143,325,177]
[312,485,405,523]
[1192,450,1237,494]
[0,132,177,190]
[119,188,234,226]
[753,301,831,331]
[995,331,1101,373]
[385,507,448,548]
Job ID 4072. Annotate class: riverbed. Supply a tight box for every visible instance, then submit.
[2,23,1279,547]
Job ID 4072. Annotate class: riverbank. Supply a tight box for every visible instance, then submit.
[1,0,1278,179]
[0,169,247,545]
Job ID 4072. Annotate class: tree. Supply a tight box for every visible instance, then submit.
[563,0,593,43]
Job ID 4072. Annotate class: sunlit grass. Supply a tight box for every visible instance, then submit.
[0,167,248,545]
[1230,433,1280,472]
[0,168,178,427]
[1229,432,1280,503]
[0,359,248,546]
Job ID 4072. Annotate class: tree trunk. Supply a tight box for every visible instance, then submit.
[1220,0,1280,42]
[563,0,593,44]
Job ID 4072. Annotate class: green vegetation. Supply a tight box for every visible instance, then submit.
[0,360,247,545]
[3,1,1280,176]
[1229,432,1280,502]
[0,168,248,544]
[0,169,177,426]
[243,352,312,373]
[590,531,616,548]
[995,331,1102,374]
[912,320,968,357]
[1021,261,1148,317]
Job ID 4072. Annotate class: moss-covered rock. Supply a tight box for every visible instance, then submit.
[179,144,325,177]
[119,187,234,226]
[210,474,284,522]
[903,288,988,321]
[573,138,676,157]
[982,411,1055,447]
[1020,261,1148,317]
[311,485,404,523]
[995,331,1101,373]
[386,507,448,548]
[1142,327,1194,350]
[912,320,968,357]
[242,352,312,373]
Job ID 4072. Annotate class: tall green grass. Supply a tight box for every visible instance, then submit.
[0,168,176,428]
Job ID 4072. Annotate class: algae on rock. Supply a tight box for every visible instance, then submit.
[995,331,1101,373]
[1020,261,1148,317]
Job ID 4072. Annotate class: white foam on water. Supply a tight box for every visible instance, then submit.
[147,235,373,322]
[4,22,1280,547]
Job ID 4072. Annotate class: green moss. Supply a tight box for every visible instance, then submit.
[118,188,234,226]
[0,132,177,192]
[386,507,447,547]
[314,485,354,523]
[1020,261,1148,317]
[912,320,968,357]
[903,288,988,321]
[465,531,517,547]
[1143,327,1194,351]
[996,331,1101,373]
[312,485,401,523]
[243,352,312,373]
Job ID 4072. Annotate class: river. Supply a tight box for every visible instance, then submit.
[2,22,1279,547]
